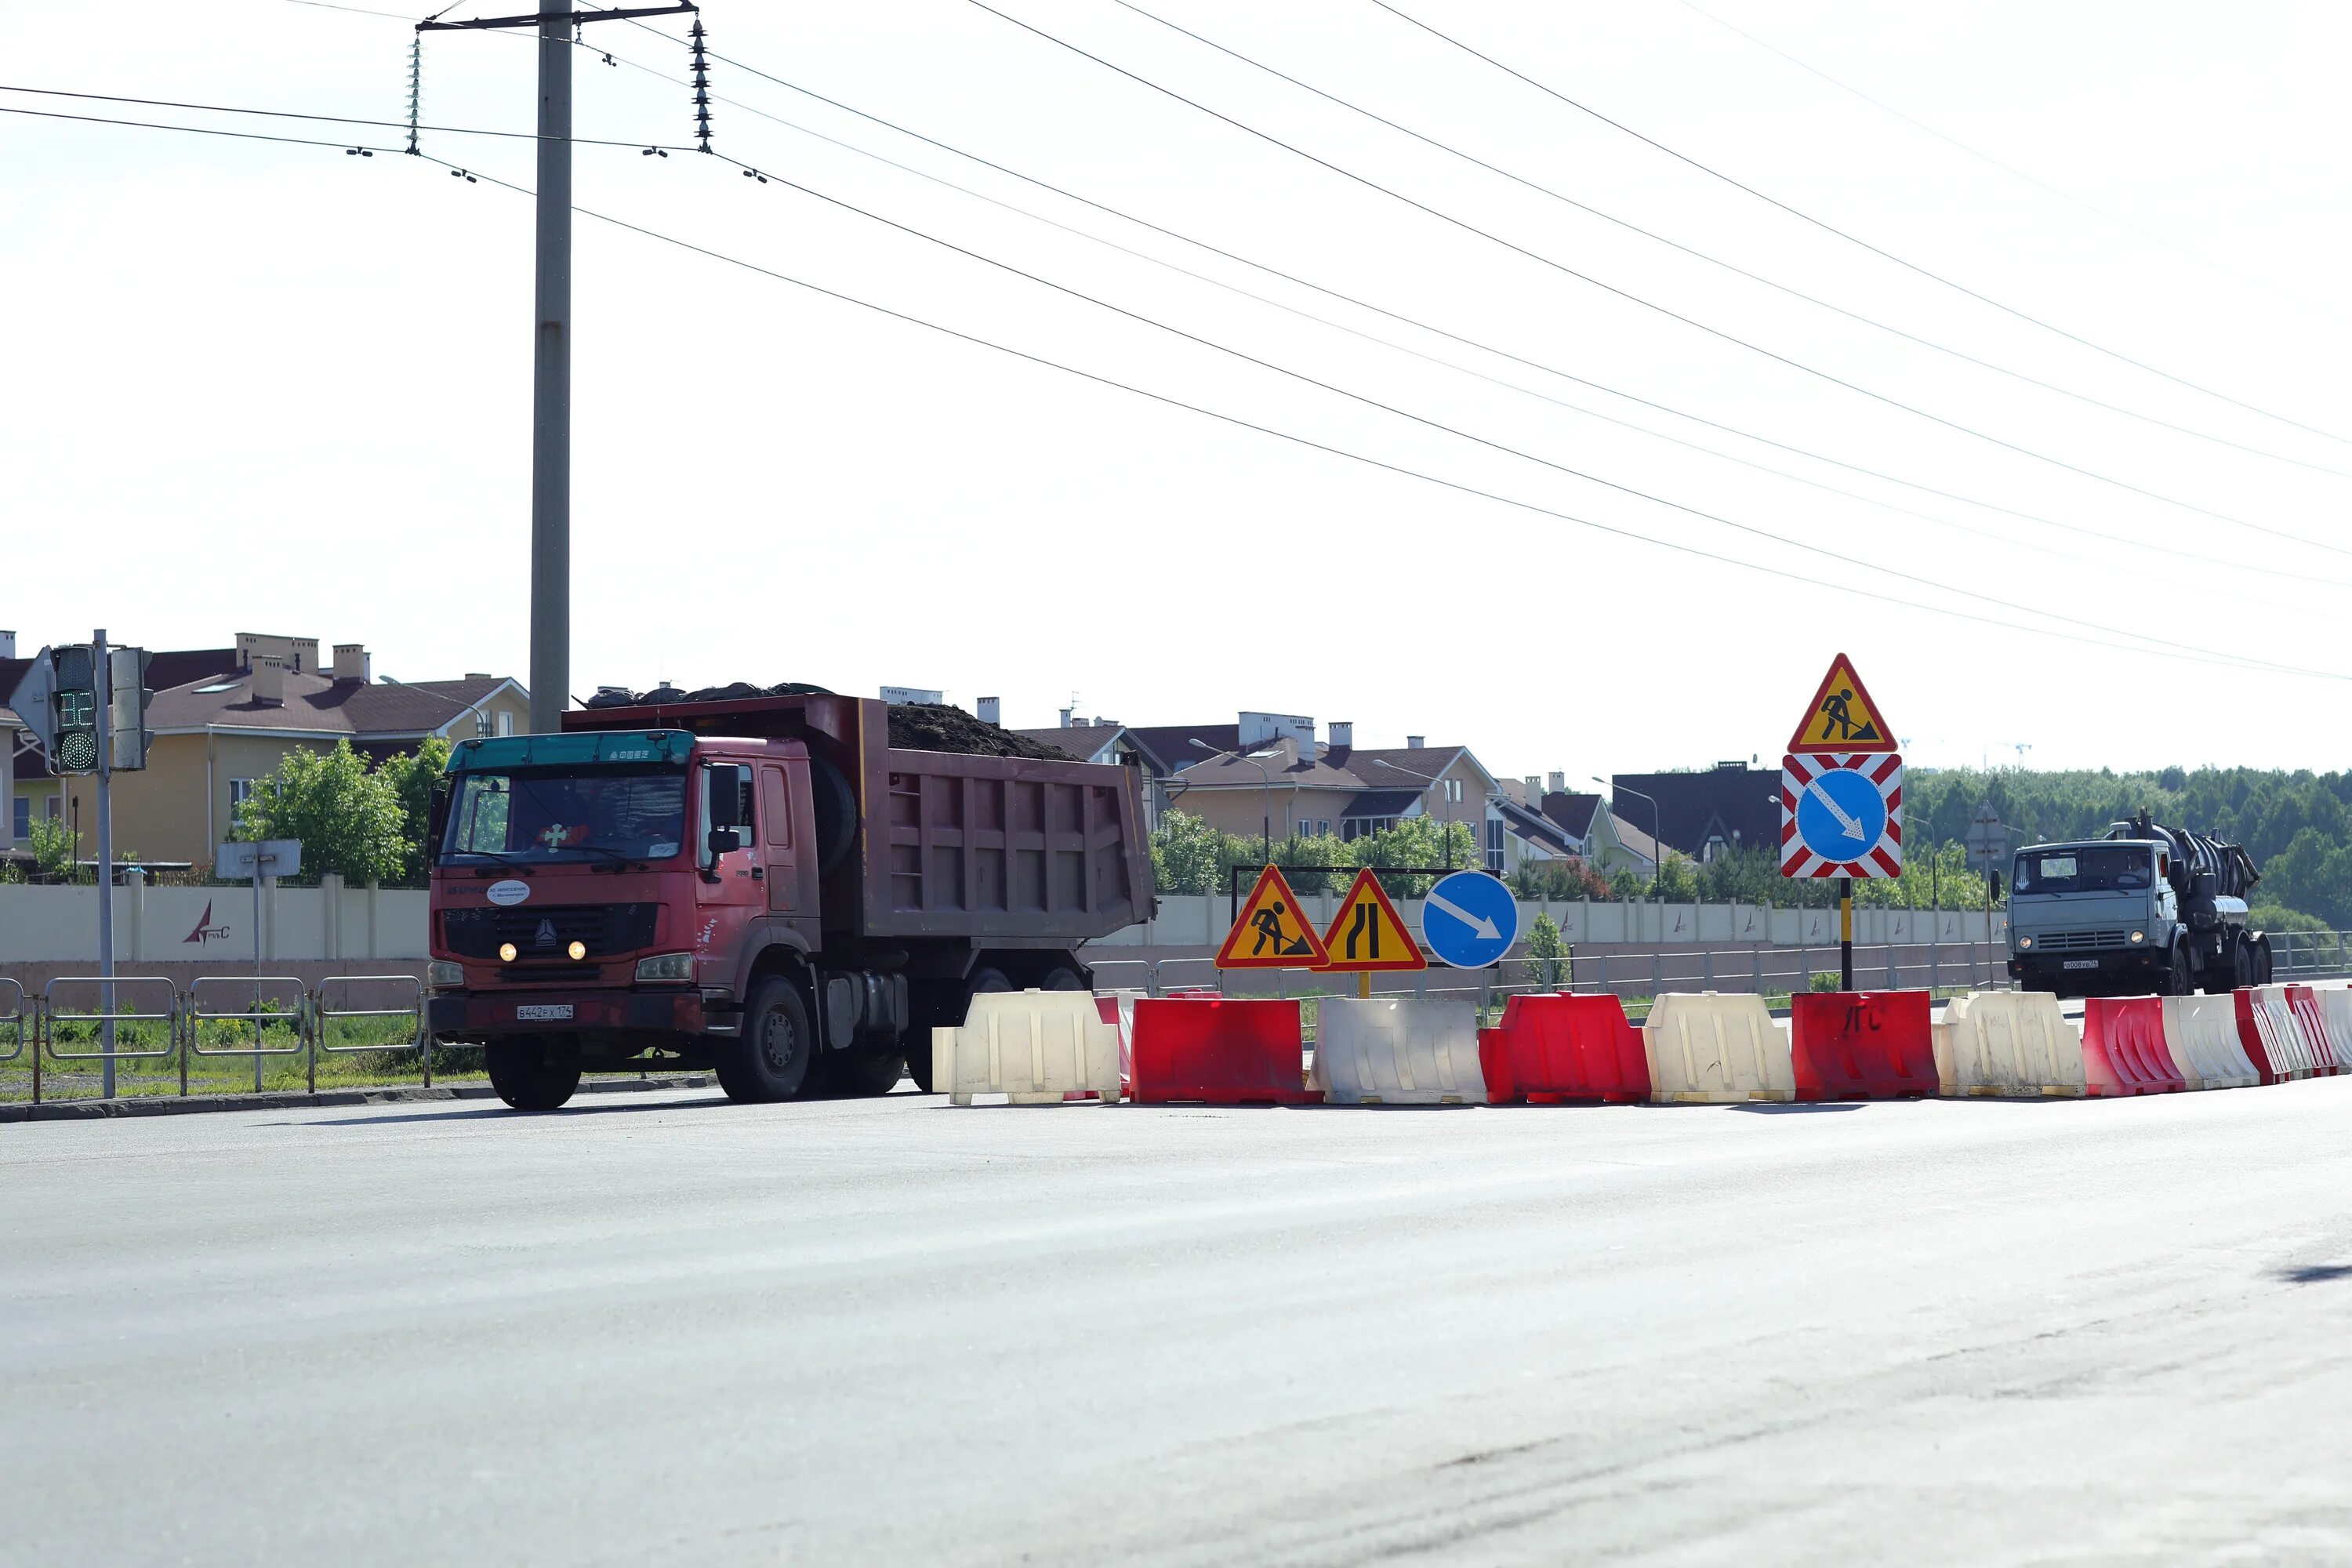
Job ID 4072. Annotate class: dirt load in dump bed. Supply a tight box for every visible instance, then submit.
[885,703,1066,760]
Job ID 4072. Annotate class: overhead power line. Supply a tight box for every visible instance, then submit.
[1367,0,2352,452]
[1110,0,2352,482]
[0,82,695,151]
[604,20,2352,594]
[396,149,2350,683]
[1669,0,2352,329]
[970,1,2352,564]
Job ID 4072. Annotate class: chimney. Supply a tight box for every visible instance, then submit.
[1525,775,1540,800]
[1548,771,1565,795]
[249,656,286,706]
[1328,720,1353,749]
[1406,735,1425,750]
[977,696,1001,726]
[1058,707,1073,728]
[0,631,14,659]
[332,643,371,684]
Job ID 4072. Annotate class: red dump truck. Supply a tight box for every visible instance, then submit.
[424,692,1153,1109]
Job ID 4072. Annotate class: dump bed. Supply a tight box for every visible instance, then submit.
[565,694,1152,942]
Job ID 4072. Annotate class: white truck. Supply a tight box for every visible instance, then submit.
[2007,811,2270,998]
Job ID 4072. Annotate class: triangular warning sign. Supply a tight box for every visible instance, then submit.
[1786,652,1896,753]
[1314,868,1428,972]
[1214,865,1330,970]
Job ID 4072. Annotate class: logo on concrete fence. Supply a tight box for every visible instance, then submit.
[183,898,231,945]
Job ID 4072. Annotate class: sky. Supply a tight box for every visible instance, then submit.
[6,1,2352,786]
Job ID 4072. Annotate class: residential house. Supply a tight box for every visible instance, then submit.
[1538,789,1662,878]
[43,636,528,869]
[1152,712,1508,869]
[1610,760,1780,862]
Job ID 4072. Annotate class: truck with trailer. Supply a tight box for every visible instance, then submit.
[423,691,1154,1109]
[2006,811,2270,998]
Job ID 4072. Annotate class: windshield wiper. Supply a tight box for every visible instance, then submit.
[452,848,526,867]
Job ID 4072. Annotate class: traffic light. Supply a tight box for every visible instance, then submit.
[49,644,99,775]
[109,646,153,771]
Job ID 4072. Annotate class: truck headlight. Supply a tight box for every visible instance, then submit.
[636,952,695,982]
[2129,930,2145,944]
[2017,936,2032,949]
[427,960,465,989]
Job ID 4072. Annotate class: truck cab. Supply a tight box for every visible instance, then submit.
[2007,833,2267,997]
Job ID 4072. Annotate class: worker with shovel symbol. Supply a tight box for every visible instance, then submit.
[1250,898,1312,957]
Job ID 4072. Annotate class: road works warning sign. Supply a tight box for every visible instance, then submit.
[1786,653,1896,754]
[1314,868,1427,973]
[1214,864,1331,970]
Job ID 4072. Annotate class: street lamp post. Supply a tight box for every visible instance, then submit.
[1190,739,1281,867]
[1596,776,1664,898]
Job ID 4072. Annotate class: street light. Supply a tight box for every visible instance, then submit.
[1595,776,1664,897]
[1190,739,1282,866]
[1367,756,1461,869]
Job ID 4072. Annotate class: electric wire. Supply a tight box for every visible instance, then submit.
[0,82,694,151]
[1111,0,2352,481]
[0,101,403,152]
[1368,0,2352,451]
[971,1,2352,562]
[1669,0,2352,329]
[390,147,2352,683]
[603,20,2352,593]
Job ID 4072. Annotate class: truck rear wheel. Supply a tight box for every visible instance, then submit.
[486,1037,581,1111]
[822,1048,906,1098]
[1040,966,1085,992]
[717,976,816,1103]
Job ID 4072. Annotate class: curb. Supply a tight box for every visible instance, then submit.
[0,1073,712,1124]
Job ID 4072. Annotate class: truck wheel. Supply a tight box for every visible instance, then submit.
[486,1037,581,1111]
[2231,941,2253,990]
[2165,946,2191,997]
[2255,935,2274,985]
[717,976,816,1103]
[824,1049,906,1098]
[1040,966,1086,992]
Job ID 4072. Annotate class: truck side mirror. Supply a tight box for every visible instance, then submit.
[426,778,452,869]
[705,764,745,869]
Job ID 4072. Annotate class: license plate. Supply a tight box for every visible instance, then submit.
[515,1004,575,1021]
[2062,960,2100,971]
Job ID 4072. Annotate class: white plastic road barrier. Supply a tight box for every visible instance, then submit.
[1642,993,1793,1103]
[2321,990,2352,1074]
[2161,994,2259,1091]
[2246,987,2317,1079]
[934,989,1123,1105]
[1097,988,1145,1089]
[1933,991,2085,1097]
[1309,996,1486,1105]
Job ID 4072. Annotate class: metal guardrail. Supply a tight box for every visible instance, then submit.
[9,973,432,1106]
[315,975,429,1087]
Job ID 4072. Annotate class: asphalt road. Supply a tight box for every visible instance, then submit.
[8,1076,2352,1566]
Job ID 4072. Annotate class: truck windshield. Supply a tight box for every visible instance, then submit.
[442,765,688,863]
[2013,846,2153,895]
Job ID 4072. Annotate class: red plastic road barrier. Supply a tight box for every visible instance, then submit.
[1788,991,1936,1101]
[1128,996,1318,1105]
[2080,996,2186,1097]
[2230,990,2295,1085]
[1476,993,1650,1104]
[2286,986,2347,1076]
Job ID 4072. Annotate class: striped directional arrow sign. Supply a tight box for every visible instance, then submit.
[1780,753,1903,879]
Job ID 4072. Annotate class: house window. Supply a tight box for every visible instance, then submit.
[476,710,492,739]
[1486,817,1504,872]
[1342,817,1397,841]
[228,779,256,819]
[1317,819,1330,837]
[11,797,26,841]
[45,796,61,820]
[496,709,514,738]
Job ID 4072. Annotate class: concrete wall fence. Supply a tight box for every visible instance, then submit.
[0,877,427,965]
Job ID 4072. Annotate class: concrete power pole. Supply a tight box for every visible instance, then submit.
[421,1,699,735]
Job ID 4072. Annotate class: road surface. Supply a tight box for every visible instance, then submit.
[7,1077,2352,1565]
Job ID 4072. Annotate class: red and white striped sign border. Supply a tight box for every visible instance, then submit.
[1780,752,1904,879]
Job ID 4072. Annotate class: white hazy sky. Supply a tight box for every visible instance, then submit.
[7,1,2352,783]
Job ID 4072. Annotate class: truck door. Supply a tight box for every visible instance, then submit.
[696,762,763,964]
[760,765,799,913]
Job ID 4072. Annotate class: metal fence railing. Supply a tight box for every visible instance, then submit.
[5,974,433,1106]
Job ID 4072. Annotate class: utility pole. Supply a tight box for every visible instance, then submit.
[92,629,115,1098]
[420,1,698,735]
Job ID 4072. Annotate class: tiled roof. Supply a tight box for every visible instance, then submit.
[146,670,517,738]
[1129,723,1240,771]
[1542,792,1602,838]
[1611,767,1778,858]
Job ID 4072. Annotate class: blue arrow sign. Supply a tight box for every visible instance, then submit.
[1420,869,1519,969]
[1793,766,1890,865]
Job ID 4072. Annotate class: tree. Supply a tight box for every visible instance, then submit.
[1522,910,1568,987]
[1149,810,1222,896]
[375,736,452,885]
[233,740,407,885]
[26,813,78,883]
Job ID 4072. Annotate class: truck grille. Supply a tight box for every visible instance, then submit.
[441,902,658,960]
[2034,929,2129,951]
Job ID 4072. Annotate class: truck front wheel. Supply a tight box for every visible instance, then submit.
[2165,946,2192,997]
[486,1037,582,1111]
[718,977,816,1103]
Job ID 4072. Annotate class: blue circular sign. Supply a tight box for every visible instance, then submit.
[1420,870,1519,969]
[1794,768,1889,864]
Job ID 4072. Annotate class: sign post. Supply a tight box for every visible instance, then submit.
[217,839,303,1091]
[1779,654,1904,993]
[1964,802,2009,988]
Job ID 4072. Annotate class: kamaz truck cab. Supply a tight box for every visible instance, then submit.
[2007,813,2270,997]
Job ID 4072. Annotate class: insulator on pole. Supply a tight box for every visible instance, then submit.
[688,18,713,153]
[405,36,422,154]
